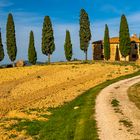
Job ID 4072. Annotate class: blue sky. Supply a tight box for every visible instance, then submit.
[0,0,140,64]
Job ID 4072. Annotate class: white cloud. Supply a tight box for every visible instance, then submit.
[93,11,140,41]
[100,4,130,15]
[0,0,13,8]
[101,5,122,14]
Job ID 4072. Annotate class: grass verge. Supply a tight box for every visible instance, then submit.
[128,82,140,110]
[5,70,140,140]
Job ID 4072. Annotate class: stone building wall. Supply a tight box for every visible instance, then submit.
[110,44,117,61]
[92,42,140,61]
[110,44,130,61]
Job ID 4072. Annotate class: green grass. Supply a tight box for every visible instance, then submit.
[7,119,45,136]
[5,70,140,140]
[111,99,120,107]
[111,99,123,114]
[9,134,17,139]
[119,119,133,128]
[128,83,140,110]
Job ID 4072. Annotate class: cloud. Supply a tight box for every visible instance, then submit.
[93,11,140,41]
[101,4,122,14]
[0,0,13,8]
[100,4,130,15]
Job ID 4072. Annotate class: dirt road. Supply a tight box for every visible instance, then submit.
[96,75,140,140]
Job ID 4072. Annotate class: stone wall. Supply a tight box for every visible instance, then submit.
[93,44,104,60]
[92,42,140,61]
[110,44,117,61]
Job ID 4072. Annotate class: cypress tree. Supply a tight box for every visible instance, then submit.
[115,45,120,61]
[42,16,55,63]
[0,31,4,63]
[6,13,17,67]
[28,31,37,65]
[64,30,72,61]
[79,9,91,61]
[119,14,131,61]
[104,24,110,60]
[139,34,140,53]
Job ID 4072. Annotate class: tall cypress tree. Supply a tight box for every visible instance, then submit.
[119,14,131,61]
[42,16,55,63]
[0,31,4,63]
[139,34,140,53]
[115,45,120,61]
[28,31,37,65]
[104,24,110,61]
[6,13,17,67]
[79,9,91,61]
[64,30,72,61]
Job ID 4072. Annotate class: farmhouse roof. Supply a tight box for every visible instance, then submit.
[92,35,140,44]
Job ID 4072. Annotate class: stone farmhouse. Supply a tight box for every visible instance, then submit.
[92,34,140,61]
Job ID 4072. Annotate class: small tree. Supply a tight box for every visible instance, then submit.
[115,45,120,61]
[42,16,55,63]
[64,30,72,61]
[119,14,131,61]
[28,31,37,65]
[79,9,91,61]
[104,24,110,60]
[6,13,17,67]
[0,31,4,63]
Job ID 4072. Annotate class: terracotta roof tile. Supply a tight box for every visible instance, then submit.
[93,36,140,44]
[109,37,119,44]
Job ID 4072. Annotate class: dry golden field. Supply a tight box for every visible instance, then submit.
[0,62,138,139]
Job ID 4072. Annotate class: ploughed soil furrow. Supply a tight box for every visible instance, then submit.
[0,68,66,115]
[0,64,135,117]
[0,72,101,115]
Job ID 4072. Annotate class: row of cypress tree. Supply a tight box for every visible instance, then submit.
[0,10,131,66]
[0,9,91,66]
[28,16,55,65]
[104,14,131,61]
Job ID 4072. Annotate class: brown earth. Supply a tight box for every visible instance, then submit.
[0,62,138,139]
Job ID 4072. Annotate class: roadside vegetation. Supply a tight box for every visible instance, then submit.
[128,82,140,110]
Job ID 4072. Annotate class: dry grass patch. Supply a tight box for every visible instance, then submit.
[128,82,140,109]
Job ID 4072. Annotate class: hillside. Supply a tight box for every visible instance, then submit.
[0,62,138,139]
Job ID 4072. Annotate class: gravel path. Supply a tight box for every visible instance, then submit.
[96,75,140,140]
